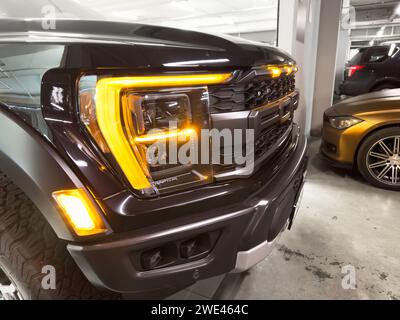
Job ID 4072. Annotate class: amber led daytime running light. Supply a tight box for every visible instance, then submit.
[265,65,298,77]
[95,73,232,190]
[135,128,196,144]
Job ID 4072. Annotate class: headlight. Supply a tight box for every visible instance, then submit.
[79,73,232,197]
[328,116,363,130]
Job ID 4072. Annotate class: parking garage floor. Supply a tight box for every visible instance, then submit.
[168,138,400,300]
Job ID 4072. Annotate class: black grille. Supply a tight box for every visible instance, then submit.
[255,122,292,158]
[209,70,297,177]
[214,120,293,174]
[208,74,295,113]
[208,84,246,113]
[245,74,295,110]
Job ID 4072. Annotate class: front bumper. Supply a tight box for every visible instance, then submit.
[232,220,289,273]
[320,117,372,167]
[67,130,308,294]
[318,150,353,169]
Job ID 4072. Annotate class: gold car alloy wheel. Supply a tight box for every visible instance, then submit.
[366,135,400,186]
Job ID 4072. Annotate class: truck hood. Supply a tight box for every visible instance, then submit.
[0,19,294,69]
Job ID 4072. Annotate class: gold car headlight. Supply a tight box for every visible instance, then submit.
[78,73,232,196]
[328,116,363,130]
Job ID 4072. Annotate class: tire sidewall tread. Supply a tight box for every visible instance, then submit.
[357,126,400,191]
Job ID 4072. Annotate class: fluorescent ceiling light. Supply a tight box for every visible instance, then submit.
[192,16,237,28]
[376,27,385,37]
[171,0,195,11]
[388,43,397,56]
[163,58,230,67]
[396,4,400,16]
[112,11,138,20]
[220,16,235,25]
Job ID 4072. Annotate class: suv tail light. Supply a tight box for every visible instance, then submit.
[347,65,365,78]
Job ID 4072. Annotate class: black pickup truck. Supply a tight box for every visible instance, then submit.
[0,19,307,299]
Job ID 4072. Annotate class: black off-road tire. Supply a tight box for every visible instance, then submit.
[357,127,400,191]
[0,172,121,300]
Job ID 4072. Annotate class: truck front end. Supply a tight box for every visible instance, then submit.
[0,19,307,296]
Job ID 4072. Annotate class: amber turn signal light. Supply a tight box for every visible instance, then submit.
[53,189,108,236]
[135,128,196,144]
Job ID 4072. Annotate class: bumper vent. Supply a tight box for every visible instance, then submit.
[255,122,292,158]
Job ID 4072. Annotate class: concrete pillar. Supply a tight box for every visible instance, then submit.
[278,0,321,136]
[295,0,322,136]
[334,0,351,94]
[310,0,343,136]
[334,29,350,94]
[278,0,298,55]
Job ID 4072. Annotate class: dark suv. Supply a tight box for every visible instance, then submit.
[340,44,400,96]
[0,19,307,299]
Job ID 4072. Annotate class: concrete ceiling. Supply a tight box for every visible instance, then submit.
[348,0,400,46]
[350,0,399,8]
[2,0,398,45]
[80,0,279,34]
[0,0,279,35]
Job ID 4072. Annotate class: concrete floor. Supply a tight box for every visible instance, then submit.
[168,138,400,300]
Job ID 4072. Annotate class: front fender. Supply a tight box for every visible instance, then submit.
[0,106,94,241]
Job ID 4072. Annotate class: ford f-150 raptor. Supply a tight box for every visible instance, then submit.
[0,19,307,299]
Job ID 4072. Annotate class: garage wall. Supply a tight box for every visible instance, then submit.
[278,0,322,137]
[228,30,277,45]
[310,0,343,136]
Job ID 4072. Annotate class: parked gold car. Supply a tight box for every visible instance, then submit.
[321,89,400,191]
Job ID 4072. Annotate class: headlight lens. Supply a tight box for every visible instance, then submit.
[127,92,192,135]
[79,73,232,196]
[328,116,363,130]
[79,77,110,153]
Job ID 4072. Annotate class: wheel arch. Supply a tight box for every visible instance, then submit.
[354,122,400,168]
[0,106,87,241]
